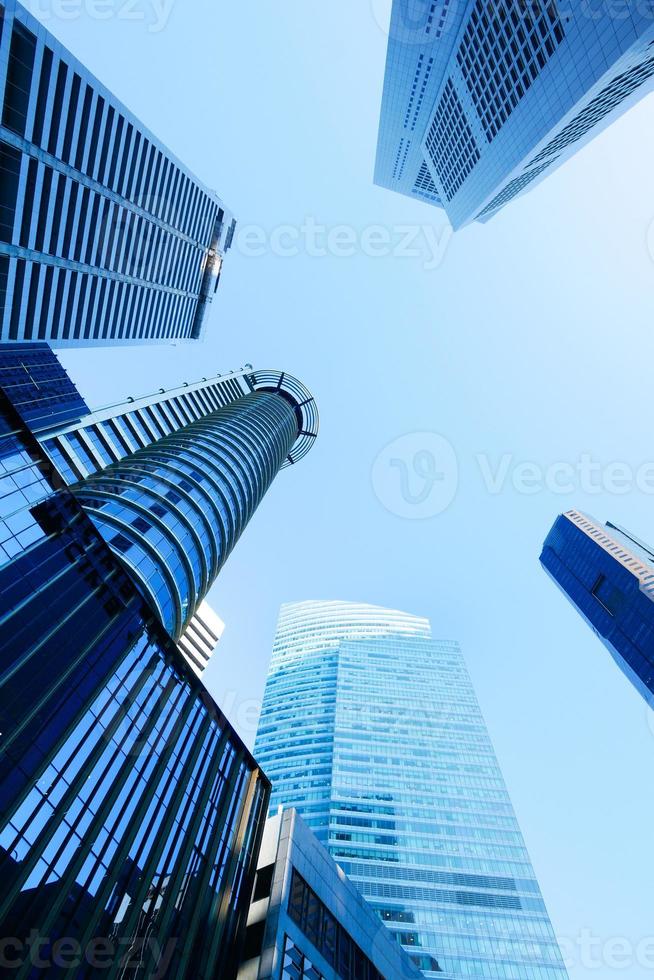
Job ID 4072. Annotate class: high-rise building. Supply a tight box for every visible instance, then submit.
[375,1,654,227]
[0,351,318,976]
[255,601,568,980]
[237,809,422,980]
[0,0,235,346]
[541,509,654,707]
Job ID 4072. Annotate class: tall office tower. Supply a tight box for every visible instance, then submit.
[375,1,654,227]
[542,509,654,707]
[0,0,235,346]
[0,352,318,976]
[255,601,568,980]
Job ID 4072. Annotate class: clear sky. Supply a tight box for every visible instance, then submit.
[29,0,654,975]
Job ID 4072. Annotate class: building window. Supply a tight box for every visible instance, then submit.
[591,575,623,617]
[0,142,21,243]
[2,22,37,136]
[287,870,384,980]
[252,863,274,902]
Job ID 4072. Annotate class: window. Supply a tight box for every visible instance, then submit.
[47,61,69,155]
[2,22,37,136]
[0,142,21,243]
[592,575,623,617]
[32,46,53,147]
[132,516,151,535]
[241,920,266,962]
[252,863,274,902]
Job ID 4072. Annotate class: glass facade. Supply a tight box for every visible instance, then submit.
[0,490,269,980]
[0,351,319,977]
[71,387,313,641]
[541,509,654,707]
[255,601,568,980]
[375,1,654,227]
[0,0,235,346]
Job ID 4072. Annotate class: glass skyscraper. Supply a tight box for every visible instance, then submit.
[375,0,654,227]
[0,0,235,346]
[0,350,318,977]
[541,509,654,707]
[255,601,568,980]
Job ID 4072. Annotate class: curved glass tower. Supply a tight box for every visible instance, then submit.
[71,374,318,640]
[255,601,568,980]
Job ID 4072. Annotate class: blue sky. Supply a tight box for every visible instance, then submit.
[31,0,654,975]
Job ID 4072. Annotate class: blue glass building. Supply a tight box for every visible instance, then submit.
[0,0,235,345]
[375,1,654,227]
[541,509,654,707]
[0,350,318,977]
[255,601,568,980]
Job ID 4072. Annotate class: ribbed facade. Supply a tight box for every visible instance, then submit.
[375,1,654,227]
[255,601,568,980]
[73,390,300,639]
[0,0,235,345]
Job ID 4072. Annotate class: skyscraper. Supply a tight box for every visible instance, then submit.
[0,0,235,346]
[0,350,318,976]
[541,509,654,707]
[375,1,654,227]
[255,601,568,980]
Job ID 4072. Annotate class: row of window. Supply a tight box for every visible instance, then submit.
[3,147,207,296]
[2,16,217,242]
[288,870,387,980]
[0,255,197,343]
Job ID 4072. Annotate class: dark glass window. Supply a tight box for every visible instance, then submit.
[34,165,54,252]
[241,920,266,962]
[74,84,94,170]
[37,264,54,340]
[592,575,624,616]
[287,871,380,980]
[2,22,37,136]
[0,142,21,243]
[86,95,105,176]
[107,114,124,189]
[47,60,69,155]
[8,259,26,340]
[23,263,41,339]
[61,181,79,257]
[97,104,115,183]
[252,863,274,902]
[0,254,9,325]
[19,157,38,248]
[61,72,81,163]
[110,532,133,553]
[48,173,67,254]
[132,516,151,535]
[31,46,53,147]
